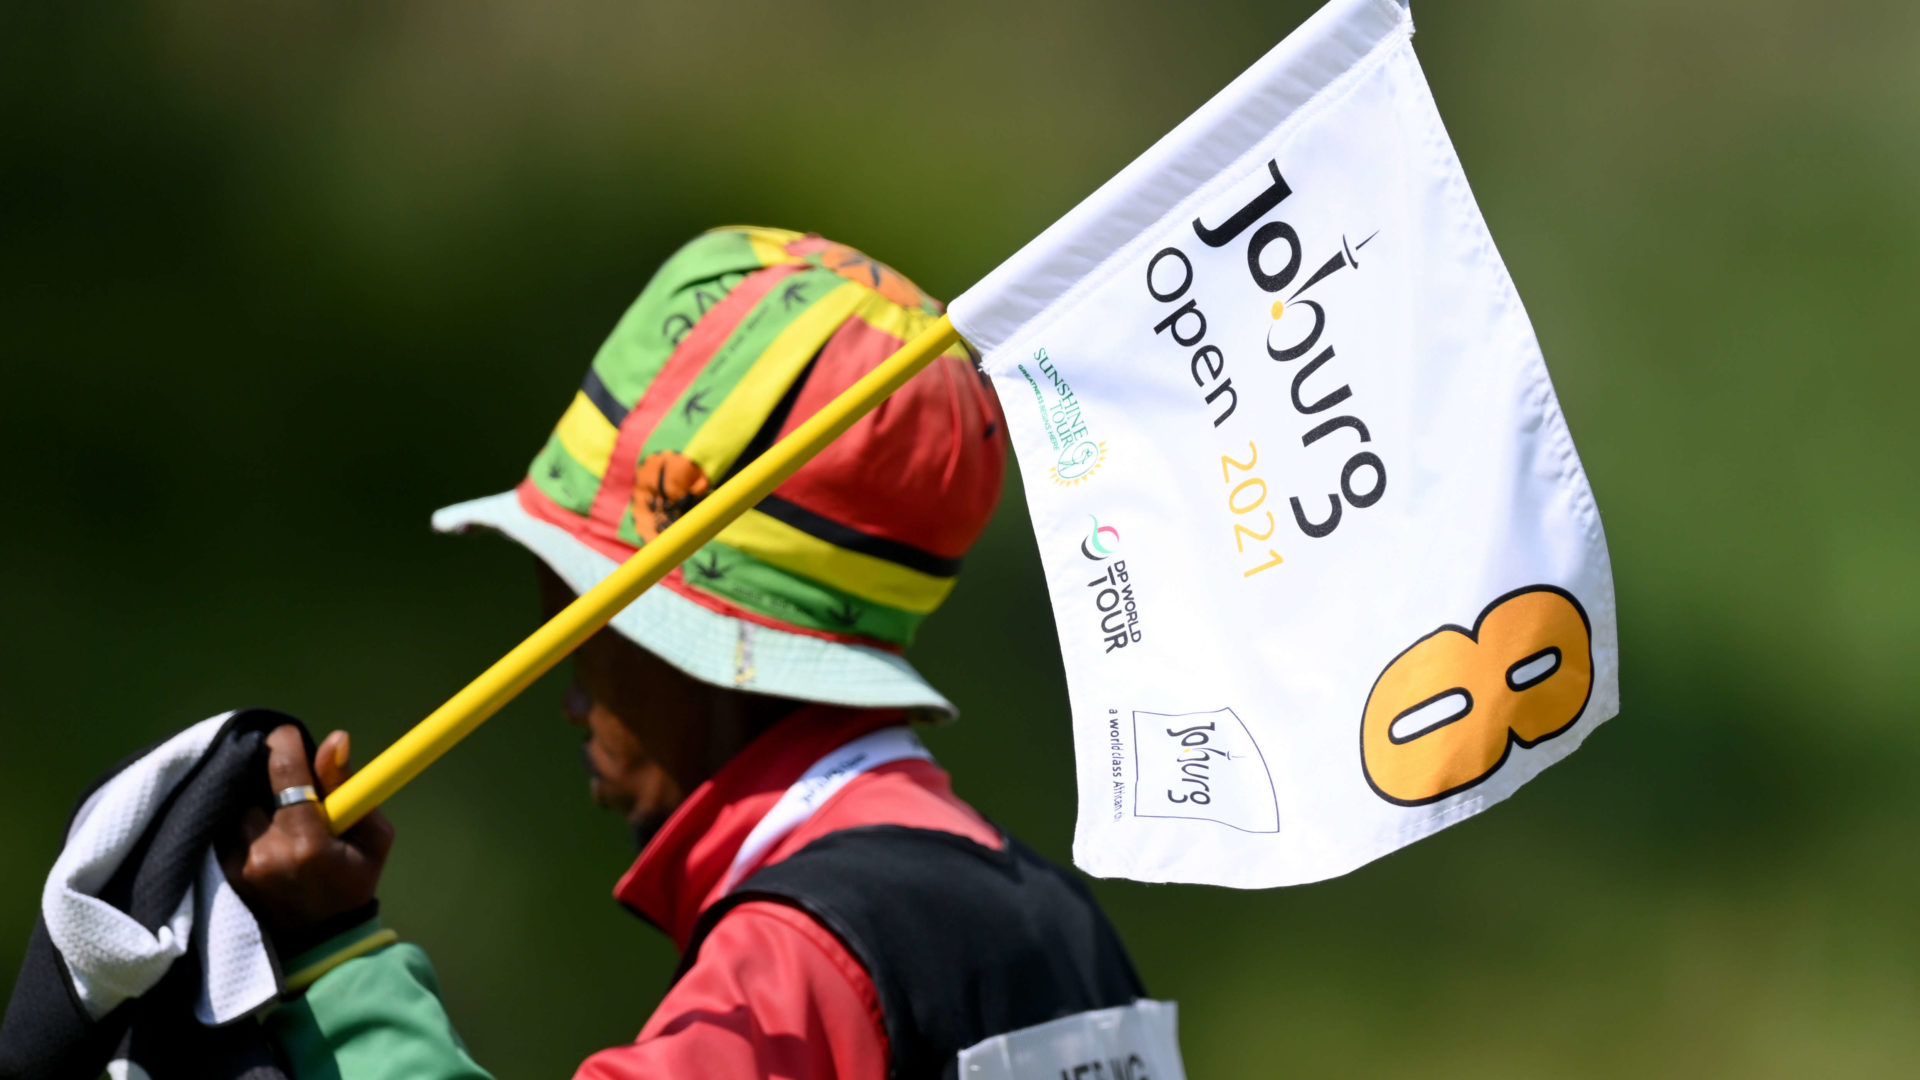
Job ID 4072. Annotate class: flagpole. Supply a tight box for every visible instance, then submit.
[323,315,962,833]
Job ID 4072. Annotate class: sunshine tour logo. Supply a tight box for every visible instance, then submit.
[1081,516,1142,653]
[1016,348,1107,487]
[1145,159,1388,540]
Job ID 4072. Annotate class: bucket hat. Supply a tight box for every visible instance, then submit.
[433,227,1006,719]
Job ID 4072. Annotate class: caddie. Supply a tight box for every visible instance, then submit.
[222,227,1170,1079]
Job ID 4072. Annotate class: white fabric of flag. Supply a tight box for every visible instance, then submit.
[949,0,1618,888]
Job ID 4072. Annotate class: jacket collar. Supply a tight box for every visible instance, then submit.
[613,704,905,949]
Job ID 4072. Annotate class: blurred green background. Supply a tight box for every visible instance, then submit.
[4,0,1918,1075]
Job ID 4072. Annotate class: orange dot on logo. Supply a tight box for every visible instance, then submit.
[632,450,712,542]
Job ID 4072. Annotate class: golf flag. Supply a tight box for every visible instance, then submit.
[949,0,1617,887]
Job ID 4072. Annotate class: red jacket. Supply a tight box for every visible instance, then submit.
[575,706,1002,1080]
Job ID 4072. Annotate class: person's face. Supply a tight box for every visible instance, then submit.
[536,564,704,843]
[535,561,797,849]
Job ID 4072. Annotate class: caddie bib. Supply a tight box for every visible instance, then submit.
[956,999,1185,1080]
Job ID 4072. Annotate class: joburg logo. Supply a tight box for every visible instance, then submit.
[1015,348,1107,487]
[1081,516,1120,561]
[1143,157,1389,541]
[1078,518,1143,653]
[1132,708,1279,834]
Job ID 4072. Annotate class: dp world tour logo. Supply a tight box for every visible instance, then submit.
[1081,517,1120,561]
[1079,517,1143,653]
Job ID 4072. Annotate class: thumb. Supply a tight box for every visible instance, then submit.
[314,730,352,795]
[314,729,394,860]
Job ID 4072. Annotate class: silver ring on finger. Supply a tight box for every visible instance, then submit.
[275,784,321,809]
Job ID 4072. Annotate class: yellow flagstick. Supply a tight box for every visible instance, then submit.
[323,315,961,832]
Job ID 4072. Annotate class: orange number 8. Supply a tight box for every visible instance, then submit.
[1361,586,1593,806]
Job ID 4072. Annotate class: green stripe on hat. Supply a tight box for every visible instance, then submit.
[616,503,645,548]
[587,230,789,407]
[636,267,850,463]
[683,540,924,646]
[528,434,601,516]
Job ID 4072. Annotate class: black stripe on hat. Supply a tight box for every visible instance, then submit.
[721,349,821,490]
[581,367,629,426]
[716,347,963,580]
[756,495,964,579]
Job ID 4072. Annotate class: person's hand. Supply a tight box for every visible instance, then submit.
[220,724,394,943]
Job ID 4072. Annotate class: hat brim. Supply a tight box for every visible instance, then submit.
[431,492,957,721]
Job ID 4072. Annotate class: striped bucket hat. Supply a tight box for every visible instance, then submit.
[433,227,1006,719]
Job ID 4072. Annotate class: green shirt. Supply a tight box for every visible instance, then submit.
[265,921,490,1080]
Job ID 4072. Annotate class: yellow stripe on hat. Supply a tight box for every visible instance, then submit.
[683,280,867,482]
[709,225,807,268]
[716,507,957,615]
[554,390,618,478]
[839,293,975,381]
[847,292,971,364]
[847,288,940,343]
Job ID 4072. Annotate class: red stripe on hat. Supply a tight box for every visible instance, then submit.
[772,321,1006,562]
[517,478,636,562]
[584,262,807,551]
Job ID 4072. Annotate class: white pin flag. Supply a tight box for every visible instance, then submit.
[949,0,1618,888]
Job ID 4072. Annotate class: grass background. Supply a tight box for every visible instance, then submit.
[4,0,1918,1075]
